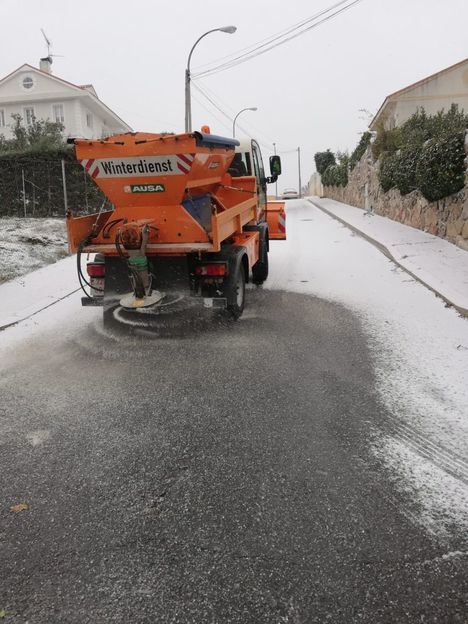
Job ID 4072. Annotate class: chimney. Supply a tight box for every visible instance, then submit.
[39,56,52,74]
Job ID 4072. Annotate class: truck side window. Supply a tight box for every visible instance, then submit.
[228,153,247,177]
[244,152,252,175]
[251,141,265,185]
[251,140,267,210]
[251,145,261,185]
[228,152,252,177]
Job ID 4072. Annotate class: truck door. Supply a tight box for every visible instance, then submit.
[251,139,267,216]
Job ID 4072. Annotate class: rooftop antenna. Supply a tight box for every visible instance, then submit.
[40,28,64,60]
[40,28,52,57]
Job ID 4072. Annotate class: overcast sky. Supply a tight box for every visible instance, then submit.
[2,0,468,188]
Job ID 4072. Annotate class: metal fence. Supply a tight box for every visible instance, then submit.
[0,156,109,218]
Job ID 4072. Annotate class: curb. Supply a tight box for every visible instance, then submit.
[0,288,80,332]
[308,198,468,318]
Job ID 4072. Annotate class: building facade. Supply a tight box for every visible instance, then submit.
[370,58,468,131]
[0,58,131,140]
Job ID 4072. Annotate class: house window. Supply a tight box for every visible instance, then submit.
[24,107,35,125]
[0,110,5,128]
[22,76,34,90]
[52,104,64,124]
[86,113,93,128]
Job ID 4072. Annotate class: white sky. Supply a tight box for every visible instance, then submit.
[2,0,468,189]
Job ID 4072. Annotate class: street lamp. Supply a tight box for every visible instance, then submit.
[232,107,257,138]
[185,26,237,132]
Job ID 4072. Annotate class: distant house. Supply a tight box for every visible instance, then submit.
[0,57,132,140]
[370,57,468,131]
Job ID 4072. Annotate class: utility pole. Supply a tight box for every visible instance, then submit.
[21,168,27,217]
[273,142,277,199]
[61,159,68,214]
[297,147,302,198]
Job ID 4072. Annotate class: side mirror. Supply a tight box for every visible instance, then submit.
[270,155,282,176]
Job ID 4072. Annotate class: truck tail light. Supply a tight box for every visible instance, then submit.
[87,262,105,278]
[195,263,227,277]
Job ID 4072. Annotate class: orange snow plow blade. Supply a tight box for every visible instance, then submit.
[266,201,286,240]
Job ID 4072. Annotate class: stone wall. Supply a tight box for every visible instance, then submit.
[323,145,468,252]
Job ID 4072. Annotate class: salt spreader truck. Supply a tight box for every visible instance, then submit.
[66,128,286,322]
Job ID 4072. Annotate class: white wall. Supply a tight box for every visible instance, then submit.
[308,172,323,197]
[385,63,468,128]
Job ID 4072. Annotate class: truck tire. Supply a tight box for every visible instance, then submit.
[223,262,245,319]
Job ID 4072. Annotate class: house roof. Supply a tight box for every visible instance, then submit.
[370,57,468,130]
[0,63,132,131]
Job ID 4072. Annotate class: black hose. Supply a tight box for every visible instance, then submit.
[102,218,125,239]
[76,237,104,297]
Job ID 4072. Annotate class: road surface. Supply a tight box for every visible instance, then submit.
[1,200,467,623]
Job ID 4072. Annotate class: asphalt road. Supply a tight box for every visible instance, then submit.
[1,210,467,622]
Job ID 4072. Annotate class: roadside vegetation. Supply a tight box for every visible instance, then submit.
[316,105,467,201]
[0,115,105,217]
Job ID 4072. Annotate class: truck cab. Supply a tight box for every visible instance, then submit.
[229,138,285,240]
[229,138,268,213]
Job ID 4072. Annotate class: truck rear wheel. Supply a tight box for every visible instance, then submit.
[223,262,245,320]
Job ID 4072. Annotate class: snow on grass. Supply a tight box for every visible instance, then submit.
[0,217,69,283]
[267,199,468,537]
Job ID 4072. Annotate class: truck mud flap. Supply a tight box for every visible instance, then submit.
[266,201,286,240]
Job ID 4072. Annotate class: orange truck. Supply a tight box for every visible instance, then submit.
[67,128,286,323]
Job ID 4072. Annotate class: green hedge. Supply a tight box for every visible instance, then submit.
[380,147,419,195]
[322,153,349,187]
[375,105,467,201]
[416,133,466,201]
[0,148,107,217]
[349,132,371,170]
[314,150,336,175]
[0,115,107,216]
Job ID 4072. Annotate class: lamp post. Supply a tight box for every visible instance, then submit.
[185,26,236,133]
[232,107,257,138]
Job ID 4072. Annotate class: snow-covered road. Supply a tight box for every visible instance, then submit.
[1,199,467,622]
[268,199,468,537]
[2,199,467,540]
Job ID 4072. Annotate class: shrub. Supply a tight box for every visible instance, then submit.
[395,148,419,195]
[372,123,402,160]
[349,131,371,170]
[314,150,336,175]
[375,105,468,201]
[0,114,65,154]
[379,152,398,192]
[322,152,349,187]
[415,133,466,201]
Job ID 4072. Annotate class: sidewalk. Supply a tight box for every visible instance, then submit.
[308,196,468,317]
[0,255,78,331]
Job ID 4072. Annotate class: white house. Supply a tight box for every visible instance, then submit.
[0,57,132,140]
[370,57,468,131]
